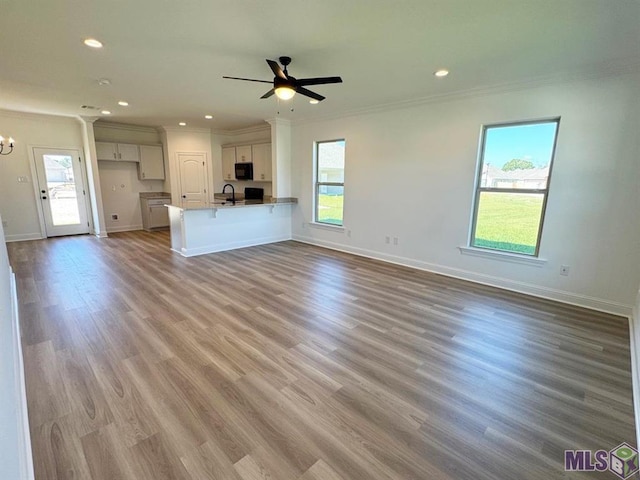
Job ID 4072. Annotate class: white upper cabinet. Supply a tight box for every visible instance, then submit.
[96,142,140,162]
[235,145,252,163]
[138,145,165,180]
[95,142,118,160]
[252,143,272,181]
[221,142,272,182]
[221,147,236,181]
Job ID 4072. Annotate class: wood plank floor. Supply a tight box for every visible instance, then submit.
[8,231,636,480]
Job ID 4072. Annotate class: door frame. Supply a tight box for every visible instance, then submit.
[27,145,94,238]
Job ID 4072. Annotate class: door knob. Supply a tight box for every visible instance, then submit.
[182,195,186,199]
[42,196,47,200]
[41,190,46,194]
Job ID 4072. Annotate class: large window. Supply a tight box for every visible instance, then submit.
[315,139,345,226]
[470,119,559,256]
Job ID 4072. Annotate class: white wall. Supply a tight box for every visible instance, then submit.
[211,124,272,197]
[0,214,33,479]
[291,72,640,314]
[94,123,165,232]
[163,127,213,203]
[0,110,85,241]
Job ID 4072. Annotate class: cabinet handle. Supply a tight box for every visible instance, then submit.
[118,153,122,159]
[113,152,116,159]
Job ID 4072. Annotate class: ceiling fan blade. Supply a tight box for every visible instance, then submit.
[222,76,272,84]
[266,59,287,79]
[261,89,275,99]
[296,76,343,86]
[296,87,325,102]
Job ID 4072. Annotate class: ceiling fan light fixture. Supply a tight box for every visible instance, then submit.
[309,99,319,105]
[275,86,295,100]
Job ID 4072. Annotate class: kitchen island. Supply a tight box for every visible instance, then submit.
[167,198,296,257]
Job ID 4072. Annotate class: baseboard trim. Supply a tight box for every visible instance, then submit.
[179,235,292,257]
[292,235,632,317]
[10,268,34,480]
[106,224,143,234]
[5,233,44,243]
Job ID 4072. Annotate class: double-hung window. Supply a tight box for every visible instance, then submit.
[315,139,345,226]
[470,119,560,256]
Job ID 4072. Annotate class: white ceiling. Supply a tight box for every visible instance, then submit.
[1,0,638,131]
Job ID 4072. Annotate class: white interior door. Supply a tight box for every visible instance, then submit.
[178,153,208,208]
[33,148,90,237]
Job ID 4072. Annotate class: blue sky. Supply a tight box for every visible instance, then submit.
[483,122,558,168]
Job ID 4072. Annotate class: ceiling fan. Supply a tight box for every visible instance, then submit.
[223,56,342,102]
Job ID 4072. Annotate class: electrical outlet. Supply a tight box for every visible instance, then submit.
[393,237,399,245]
[111,214,119,221]
[560,265,570,276]
[385,236,390,244]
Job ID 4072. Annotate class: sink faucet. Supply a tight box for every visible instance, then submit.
[222,183,235,204]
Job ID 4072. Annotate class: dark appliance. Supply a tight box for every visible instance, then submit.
[235,162,253,180]
[245,187,264,200]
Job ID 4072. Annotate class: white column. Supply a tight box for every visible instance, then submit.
[267,118,292,199]
[77,116,108,237]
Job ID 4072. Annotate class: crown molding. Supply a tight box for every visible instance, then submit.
[293,58,640,127]
[211,123,270,136]
[0,108,80,124]
[266,117,291,127]
[160,126,212,134]
[94,121,160,134]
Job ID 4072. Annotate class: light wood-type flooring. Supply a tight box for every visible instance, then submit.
[8,231,636,480]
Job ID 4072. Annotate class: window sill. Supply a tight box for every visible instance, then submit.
[458,246,547,266]
[309,222,345,232]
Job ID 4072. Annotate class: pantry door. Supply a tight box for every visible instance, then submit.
[177,152,208,208]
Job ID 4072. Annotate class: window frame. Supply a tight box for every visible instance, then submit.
[314,138,345,227]
[469,118,560,257]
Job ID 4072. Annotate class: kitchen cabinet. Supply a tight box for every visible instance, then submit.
[236,145,252,163]
[138,145,165,180]
[96,142,140,162]
[252,143,272,181]
[221,147,236,181]
[221,142,272,182]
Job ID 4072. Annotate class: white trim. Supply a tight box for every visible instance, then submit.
[94,231,108,238]
[212,123,270,136]
[629,316,640,448]
[292,234,632,317]
[176,234,291,257]
[94,121,159,134]
[10,268,35,480]
[458,246,547,266]
[309,222,345,232]
[4,233,44,243]
[106,224,143,233]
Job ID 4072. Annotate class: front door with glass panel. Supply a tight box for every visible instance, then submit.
[33,148,90,237]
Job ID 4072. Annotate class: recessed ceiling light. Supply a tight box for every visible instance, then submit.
[434,69,449,77]
[101,110,111,115]
[309,99,319,105]
[118,101,129,106]
[84,38,103,49]
[204,115,213,119]
[178,122,186,126]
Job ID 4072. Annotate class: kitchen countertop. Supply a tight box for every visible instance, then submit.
[167,197,297,211]
[139,192,171,199]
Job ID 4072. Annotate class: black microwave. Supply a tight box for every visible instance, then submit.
[235,162,253,180]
